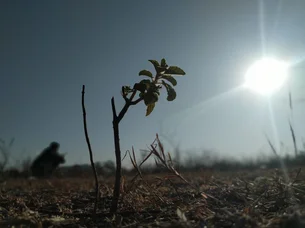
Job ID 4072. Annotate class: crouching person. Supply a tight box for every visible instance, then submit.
[30,142,65,178]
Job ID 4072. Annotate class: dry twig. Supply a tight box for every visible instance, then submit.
[81,85,100,215]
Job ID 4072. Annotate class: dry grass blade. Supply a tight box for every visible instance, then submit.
[168,152,175,167]
[289,120,298,156]
[128,149,143,179]
[156,134,166,162]
[289,91,293,111]
[150,145,165,167]
[139,150,153,167]
[124,147,145,192]
[288,91,298,156]
[150,134,193,186]
[154,158,160,168]
[128,150,136,169]
[132,147,137,167]
[265,134,278,156]
[122,150,129,162]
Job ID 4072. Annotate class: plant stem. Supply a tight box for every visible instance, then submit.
[110,114,121,213]
[110,91,139,213]
[82,85,100,215]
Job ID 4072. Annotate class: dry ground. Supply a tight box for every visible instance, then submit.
[1,167,305,227]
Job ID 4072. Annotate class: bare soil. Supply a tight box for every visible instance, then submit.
[1,167,305,227]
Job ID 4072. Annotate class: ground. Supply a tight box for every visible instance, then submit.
[1,167,305,228]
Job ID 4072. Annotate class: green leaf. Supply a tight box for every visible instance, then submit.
[157,66,167,73]
[139,79,151,90]
[143,95,151,105]
[161,75,177,86]
[152,92,159,102]
[162,81,177,101]
[165,66,185,75]
[149,59,159,68]
[133,83,146,93]
[143,91,158,105]
[122,86,132,93]
[146,103,155,116]
[139,79,151,85]
[147,83,160,93]
[139,70,153,78]
[122,86,133,96]
[167,87,176,101]
[161,58,167,67]
[149,60,161,73]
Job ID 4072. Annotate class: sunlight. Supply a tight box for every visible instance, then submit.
[244,58,289,96]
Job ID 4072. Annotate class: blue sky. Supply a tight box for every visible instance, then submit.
[1,0,305,166]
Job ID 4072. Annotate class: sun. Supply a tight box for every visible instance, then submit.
[244,58,289,96]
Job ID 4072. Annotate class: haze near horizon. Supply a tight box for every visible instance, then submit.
[1,0,305,166]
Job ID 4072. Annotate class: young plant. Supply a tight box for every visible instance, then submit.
[110,58,185,213]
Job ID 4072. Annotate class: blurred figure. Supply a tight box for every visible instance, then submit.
[30,142,65,178]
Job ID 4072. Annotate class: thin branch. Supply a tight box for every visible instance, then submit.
[111,97,118,120]
[82,85,100,216]
[129,90,137,101]
[117,102,130,123]
[130,97,144,105]
[116,90,137,122]
[121,92,129,103]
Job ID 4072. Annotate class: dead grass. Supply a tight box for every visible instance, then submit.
[1,167,305,227]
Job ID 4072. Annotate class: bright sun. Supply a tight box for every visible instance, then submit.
[244,58,289,96]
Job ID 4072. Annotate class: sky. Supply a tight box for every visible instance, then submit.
[1,0,305,166]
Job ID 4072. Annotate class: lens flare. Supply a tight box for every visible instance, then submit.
[244,58,289,96]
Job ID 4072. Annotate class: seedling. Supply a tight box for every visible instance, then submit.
[110,58,185,213]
